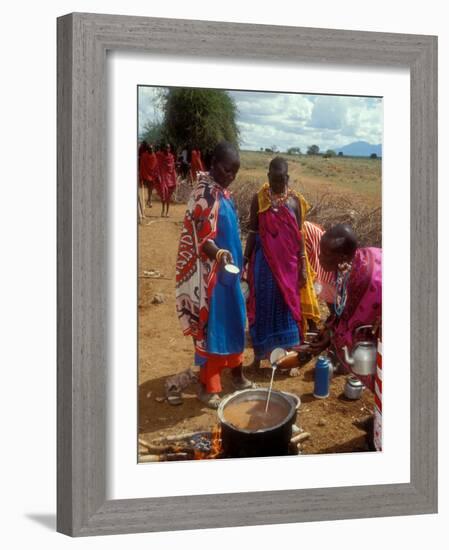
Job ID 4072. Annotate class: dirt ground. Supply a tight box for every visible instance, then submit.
[138,198,375,459]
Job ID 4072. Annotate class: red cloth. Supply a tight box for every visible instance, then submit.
[303,221,336,303]
[190,149,204,181]
[258,206,303,326]
[157,151,177,201]
[198,352,243,393]
[139,151,159,183]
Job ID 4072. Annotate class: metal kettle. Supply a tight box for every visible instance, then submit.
[342,325,377,376]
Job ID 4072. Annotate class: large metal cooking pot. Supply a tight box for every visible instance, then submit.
[217,389,300,458]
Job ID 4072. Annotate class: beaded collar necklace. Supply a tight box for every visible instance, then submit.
[334,262,352,317]
[268,187,289,210]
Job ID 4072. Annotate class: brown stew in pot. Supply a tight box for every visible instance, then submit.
[223,399,290,431]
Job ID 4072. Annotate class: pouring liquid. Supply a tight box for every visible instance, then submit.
[265,366,277,412]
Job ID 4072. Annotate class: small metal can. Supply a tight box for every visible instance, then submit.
[344,376,364,400]
[313,356,330,399]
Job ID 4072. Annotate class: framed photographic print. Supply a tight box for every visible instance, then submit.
[57,12,437,536]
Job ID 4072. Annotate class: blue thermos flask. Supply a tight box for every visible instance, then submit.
[314,356,330,399]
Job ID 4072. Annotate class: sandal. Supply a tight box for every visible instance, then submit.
[166,385,183,406]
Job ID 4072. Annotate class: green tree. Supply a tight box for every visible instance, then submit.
[161,88,239,151]
[141,121,166,146]
[307,144,320,155]
[370,153,378,159]
[287,147,301,155]
[323,149,336,158]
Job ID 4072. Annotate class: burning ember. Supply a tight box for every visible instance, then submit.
[193,425,222,460]
[139,426,223,462]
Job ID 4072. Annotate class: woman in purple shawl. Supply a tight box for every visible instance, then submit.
[310,224,382,391]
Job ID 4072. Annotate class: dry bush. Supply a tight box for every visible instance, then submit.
[232,177,261,233]
[303,191,381,248]
[173,177,194,204]
[232,181,381,248]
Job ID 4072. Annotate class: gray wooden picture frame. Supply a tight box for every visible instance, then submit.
[57,12,438,537]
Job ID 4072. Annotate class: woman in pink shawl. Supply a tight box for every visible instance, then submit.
[244,157,307,368]
[310,224,382,392]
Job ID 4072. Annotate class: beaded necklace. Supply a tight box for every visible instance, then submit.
[334,263,352,317]
[268,187,289,211]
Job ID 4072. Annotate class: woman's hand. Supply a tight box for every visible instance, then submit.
[216,248,233,266]
[308,329,331,354]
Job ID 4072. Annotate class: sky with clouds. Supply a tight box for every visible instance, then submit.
[138,86,382,152]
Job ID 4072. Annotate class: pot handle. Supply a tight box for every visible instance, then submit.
[282,391,301,410]
[353,325,374,338]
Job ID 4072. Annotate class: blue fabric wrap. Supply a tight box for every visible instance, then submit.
[249,234,300,360]
[204,195,246,356]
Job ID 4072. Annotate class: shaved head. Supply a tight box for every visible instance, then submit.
[268,156,289,193]
[269,156,288,174]
[210,141,240,188]
[319,224,358,271]
[322,224,358,256]
[212,141,239,164]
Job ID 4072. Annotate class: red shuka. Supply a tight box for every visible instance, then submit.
[190,149,204,181]
[139,151,159,184]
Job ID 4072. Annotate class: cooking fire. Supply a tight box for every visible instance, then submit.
[139,423,310,462]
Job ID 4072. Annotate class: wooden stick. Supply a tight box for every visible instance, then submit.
[140,438,196,455]
[290,431,311,445]
[138,437,152,449]
[139,454,161,463]
[152,431,212,444]
[139,452,194,463]
[139,275,172,280]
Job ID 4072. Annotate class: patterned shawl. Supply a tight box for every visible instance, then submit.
[175,174,228,352]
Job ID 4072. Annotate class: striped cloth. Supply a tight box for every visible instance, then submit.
[303,221,336,303]
[373,339,382,451]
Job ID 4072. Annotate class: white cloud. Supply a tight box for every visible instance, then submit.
[232,91,382,150]
[138,86,164,135]
[310,96,348,130]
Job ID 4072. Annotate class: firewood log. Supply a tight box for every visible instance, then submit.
[290,431,311,444]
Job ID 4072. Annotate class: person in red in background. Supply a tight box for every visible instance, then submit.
[190,147,205,183]
[138,141,160,211]
[157,143,178,217]
[138,142,146,222]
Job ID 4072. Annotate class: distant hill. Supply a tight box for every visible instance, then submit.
[335,141,382,157]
